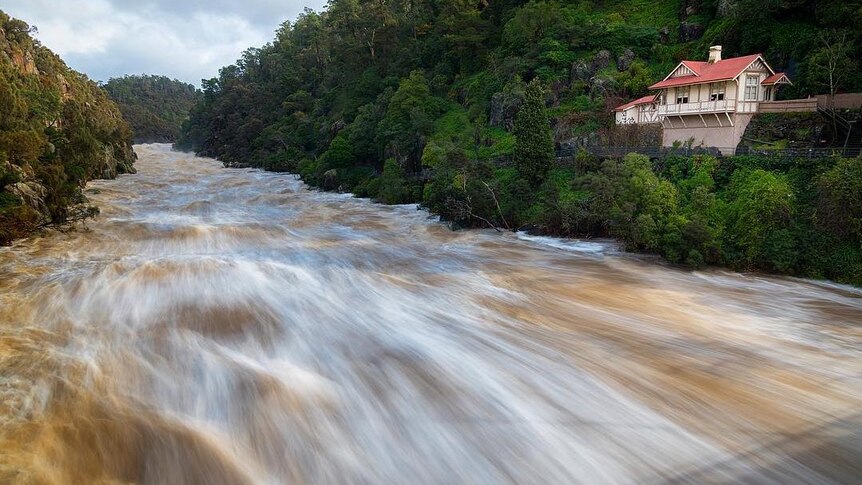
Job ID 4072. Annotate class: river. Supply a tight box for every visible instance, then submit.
[1,144,860,484]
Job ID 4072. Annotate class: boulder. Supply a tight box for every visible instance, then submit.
[96,143,137,179]
[330,119,346,137]
[617,49,635,72]
[571,60,591,82]
[591,50,612,73]
[7,160,35,181]
[323,169,338,191]
[489,91,523,131]
[7,181,51,225]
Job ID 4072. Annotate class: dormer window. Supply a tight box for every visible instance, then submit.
[709,83,725,101]
[676,86,689,104]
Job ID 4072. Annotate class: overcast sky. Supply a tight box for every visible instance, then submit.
[3,0,327,86]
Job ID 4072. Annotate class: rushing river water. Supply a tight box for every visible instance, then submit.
[1,144,860,484]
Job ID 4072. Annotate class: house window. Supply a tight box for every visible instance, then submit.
[676,86,689,104]
[745,75,759,101]
[710,83,725,101]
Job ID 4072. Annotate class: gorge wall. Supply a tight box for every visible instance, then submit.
[0,10,135,244]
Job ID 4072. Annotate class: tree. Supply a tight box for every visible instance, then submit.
[0,130,46,164]
[377,71,440,172]
[816,157,862,243]
[723,169,796,271]
[320,134,355,169]
[807,30,857,99]
[617,60,653,98]
[377,158,409,204]
[513,79,554,186]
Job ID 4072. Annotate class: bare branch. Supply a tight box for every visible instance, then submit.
[481,180,511,231]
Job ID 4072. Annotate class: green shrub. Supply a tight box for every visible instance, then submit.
[376,159,410,204]
[722,169,796,270]
[815,157,862,243]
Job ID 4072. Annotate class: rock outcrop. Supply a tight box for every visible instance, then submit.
[591,50,612,73]
[617,49,636,72]
[679,22,705,42]
[490,91,524,131]
[7,180,50,225]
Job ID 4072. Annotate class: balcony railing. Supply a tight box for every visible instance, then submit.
[658,99,735,116]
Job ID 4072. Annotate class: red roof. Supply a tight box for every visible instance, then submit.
[649,54,765,90]
[614,94,657,112]
[762,73,790,85]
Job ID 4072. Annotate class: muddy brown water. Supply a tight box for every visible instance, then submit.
[1,144,860,484]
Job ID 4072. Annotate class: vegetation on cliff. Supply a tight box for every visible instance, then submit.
[103,75,200,143]
[176,0,862,284]
[0,10,135,244]
[177,0,861,165]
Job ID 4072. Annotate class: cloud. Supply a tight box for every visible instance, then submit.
[2,0,327,86]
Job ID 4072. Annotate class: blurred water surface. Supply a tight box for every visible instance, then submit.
[1,144,860,484]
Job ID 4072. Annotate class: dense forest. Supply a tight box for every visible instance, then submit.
[176,0,862,285]
[0,10,135,245]
[103,75,200,143]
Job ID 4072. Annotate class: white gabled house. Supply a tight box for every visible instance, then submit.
[615,46,793,153]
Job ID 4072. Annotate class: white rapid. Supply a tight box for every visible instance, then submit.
[0,144,860,484]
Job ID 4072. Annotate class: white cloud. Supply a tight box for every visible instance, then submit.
[2,0,327,85]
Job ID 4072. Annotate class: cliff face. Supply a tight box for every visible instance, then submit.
[0,11,135,244]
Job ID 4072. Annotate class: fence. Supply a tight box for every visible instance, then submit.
[555,144,860,160]
[759,99,818,113]
[817,93,862,110]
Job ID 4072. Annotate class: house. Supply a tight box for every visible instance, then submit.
[615,46,792,153]
[614,95,660,125]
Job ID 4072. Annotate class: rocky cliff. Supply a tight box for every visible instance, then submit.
[0,10,135,244]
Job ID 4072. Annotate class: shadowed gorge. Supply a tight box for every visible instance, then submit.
[0,144,860,484]
[103,75,201,144]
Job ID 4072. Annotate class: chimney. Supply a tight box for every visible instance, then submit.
[708,45,722,63]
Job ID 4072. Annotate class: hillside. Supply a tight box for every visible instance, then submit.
[175,1,862,285]
[177,0,861,168]
[0,10,136,244]
[104,75,200,143]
